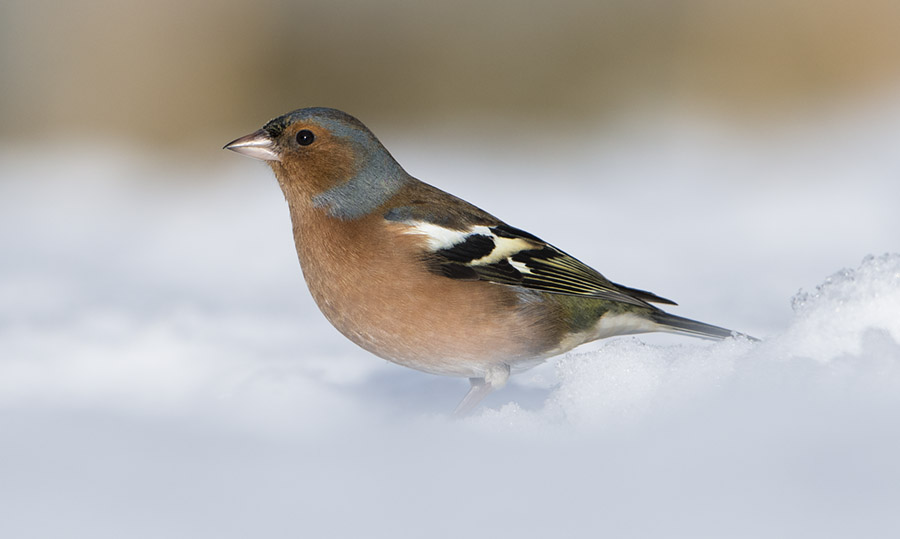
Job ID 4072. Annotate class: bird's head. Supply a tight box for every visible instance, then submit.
[225,107,409,219]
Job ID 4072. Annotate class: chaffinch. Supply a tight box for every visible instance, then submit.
[225,107,754,415]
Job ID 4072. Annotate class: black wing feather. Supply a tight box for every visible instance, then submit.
[440,227,673,307]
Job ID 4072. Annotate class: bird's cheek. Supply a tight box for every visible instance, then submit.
[268,161,320,203]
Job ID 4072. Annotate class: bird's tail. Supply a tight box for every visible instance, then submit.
[650,311,758,342]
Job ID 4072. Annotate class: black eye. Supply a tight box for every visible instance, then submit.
[296,129,315,146]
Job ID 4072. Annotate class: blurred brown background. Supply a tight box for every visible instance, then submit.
[2,0,900,151]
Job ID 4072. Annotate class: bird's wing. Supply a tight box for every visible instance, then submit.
[386,205,676,307]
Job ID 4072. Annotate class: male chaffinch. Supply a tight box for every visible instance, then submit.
[225,107,754,415]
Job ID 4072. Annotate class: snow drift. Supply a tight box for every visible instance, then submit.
[2,99,899,537]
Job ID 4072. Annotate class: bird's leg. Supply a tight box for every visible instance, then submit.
[452,364,510,417]
[453,378,493,417]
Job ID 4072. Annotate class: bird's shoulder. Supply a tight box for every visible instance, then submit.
[383,180,502,230]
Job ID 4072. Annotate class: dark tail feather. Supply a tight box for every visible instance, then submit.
[650,311,759,342]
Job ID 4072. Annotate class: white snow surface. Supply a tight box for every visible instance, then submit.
[2,99,900,538]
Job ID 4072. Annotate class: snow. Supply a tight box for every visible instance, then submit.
[2,97,900,538]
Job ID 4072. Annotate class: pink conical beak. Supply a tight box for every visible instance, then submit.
[223,129,280,162]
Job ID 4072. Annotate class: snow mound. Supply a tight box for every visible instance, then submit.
[787,253,900,360]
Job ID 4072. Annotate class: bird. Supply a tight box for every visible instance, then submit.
[224,107,755,415]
